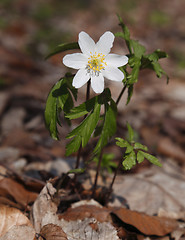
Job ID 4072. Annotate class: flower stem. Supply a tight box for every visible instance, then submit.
[91,149,103,199]
[105,157,123,205]
[116,84,127,105]
[74,81,91,180]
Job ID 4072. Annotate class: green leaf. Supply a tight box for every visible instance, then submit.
[131,40,146,59]
[66,96,97,120]
[94,100,117,153]
[125,144,134,153]
[122,151,136,170]
[115,138,129,148]
[116,14,132,54]
[66,102,101,156]
[126,84,134,105]
[141,50,169,82]
[66,135,81,156]
[45,42,79,59]
[127,57,141,84]
[139,151,162,167]
[44,77,76,140]
[134,142,148,151]
[126,122,134,143]
[45,81,59,140]
[137,151,145,163]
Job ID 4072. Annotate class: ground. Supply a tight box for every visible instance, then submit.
[0,0,185,239]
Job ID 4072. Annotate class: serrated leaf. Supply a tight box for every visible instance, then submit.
[116,15,132,54]
[134,142,148,151]
[66,102,101,155]
[131,40,146,58]
[115,138,129,148]
[137,151,145,163]
[139,151,162,167]
[66,96,97,120]
[122,151,136,170]
[125,144,134,153]
[94,100,117,153]
[127,57,141,84]
[44,77,76,140]
[126,84,134,105]
[141,50,169,82]
[46,42,79,59]
[66,135,81,156]
[126,122,134,143]
[45,81,61,140]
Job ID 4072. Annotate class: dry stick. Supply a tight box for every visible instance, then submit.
[74,81,91,182]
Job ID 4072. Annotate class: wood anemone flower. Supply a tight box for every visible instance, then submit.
[63,31,128,93]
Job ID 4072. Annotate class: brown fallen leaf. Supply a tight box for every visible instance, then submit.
[38,224,67,240]
[0,205,32,237]
[0,177,38,208]
[112,207,178,236]
[31,182,58,233]
[59,204,111,223]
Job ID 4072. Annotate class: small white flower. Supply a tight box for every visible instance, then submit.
[63,31,128,94]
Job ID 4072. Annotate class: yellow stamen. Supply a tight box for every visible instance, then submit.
[87,52,106,75]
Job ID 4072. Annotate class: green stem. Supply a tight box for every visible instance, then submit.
[116,84,127,105]
[74,81,91,179]
[105,157,123,205]
[91,150,103,199]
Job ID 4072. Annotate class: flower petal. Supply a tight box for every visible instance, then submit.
[102,66,125,81]
[72,68,90,88]
[91,73,104,93]
[105,54,128,67]
[63,53,88,69]
[96,31,115,55]
[78,31,96,55]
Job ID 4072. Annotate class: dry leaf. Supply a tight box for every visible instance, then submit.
[0,176,38,208]
[0,205,32,237]
[31,182,58,232]
[111,160,185,216]
[38,224,67,240]
[59,205,111,223]
[0,225,35,240]
[112,207,178,236]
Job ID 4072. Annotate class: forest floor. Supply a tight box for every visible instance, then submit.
[0,0,185,239]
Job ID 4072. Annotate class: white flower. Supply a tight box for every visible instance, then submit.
[63,31,128,94]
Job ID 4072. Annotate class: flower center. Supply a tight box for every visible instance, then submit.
[86,52,107,76]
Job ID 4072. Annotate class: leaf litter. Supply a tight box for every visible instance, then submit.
[0,0,185,239]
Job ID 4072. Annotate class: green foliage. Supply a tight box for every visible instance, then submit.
[65,88,117,156]
[44,75,77,140]
[116,123,162,170]
[115,15,169,104]
[66,101,101,156]
[93,153,117,174]
[46,42,79,59]
[68,168,85,174]
[94,100,117,154]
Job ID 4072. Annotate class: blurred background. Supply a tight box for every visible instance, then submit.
[0,0,185,178]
